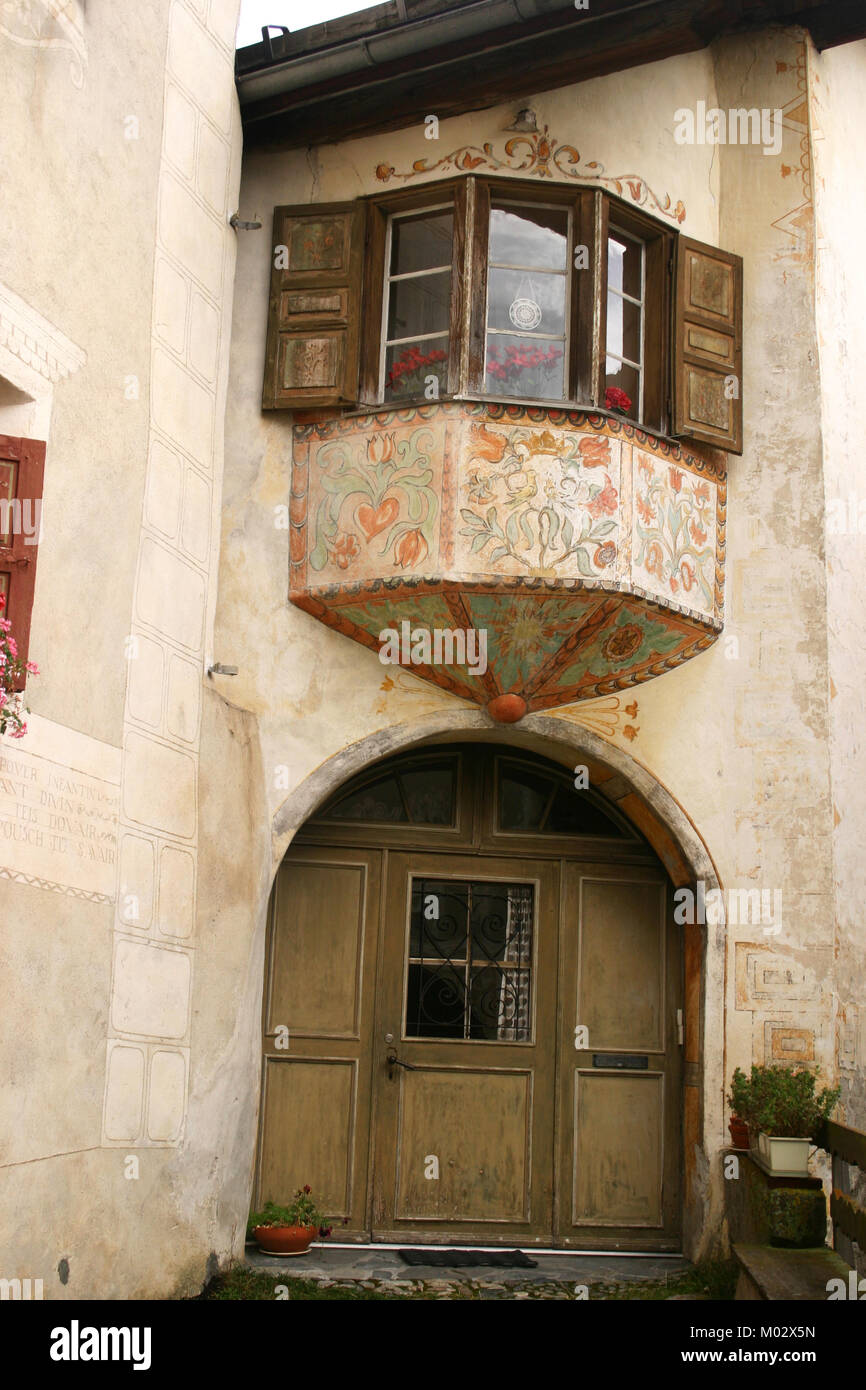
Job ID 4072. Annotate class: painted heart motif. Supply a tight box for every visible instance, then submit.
[357,496,399,540]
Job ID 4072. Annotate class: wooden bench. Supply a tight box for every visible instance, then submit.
[733,1243,853,1301]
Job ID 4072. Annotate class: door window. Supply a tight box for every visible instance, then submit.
[406,877,534,1042]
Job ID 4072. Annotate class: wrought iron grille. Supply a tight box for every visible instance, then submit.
[406,878,534,1041]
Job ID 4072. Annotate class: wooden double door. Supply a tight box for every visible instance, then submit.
[258,835,683,1249]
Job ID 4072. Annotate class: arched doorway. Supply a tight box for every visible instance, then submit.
[256,741,685,1250]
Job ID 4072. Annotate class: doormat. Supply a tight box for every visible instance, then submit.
[398,1248,538,1268]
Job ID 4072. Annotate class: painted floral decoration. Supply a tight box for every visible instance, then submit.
[0,594,37,739]
[310,427,439,575]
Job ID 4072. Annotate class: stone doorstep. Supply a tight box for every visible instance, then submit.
[733,1244,852,1301]
[245,1246,690,1288]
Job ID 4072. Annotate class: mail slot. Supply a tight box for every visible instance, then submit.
[592,1053,649,1069]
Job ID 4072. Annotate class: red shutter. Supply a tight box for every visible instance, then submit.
[263,200,365,409]
[672,236,743,454]
[0,433,45,690]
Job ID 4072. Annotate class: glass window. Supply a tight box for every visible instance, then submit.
[497,760,627,837]
[605,228,645,421]
[406,878,533,1041]
[319,757,457,826]
[382,207,453,402]
[485,202,570,401]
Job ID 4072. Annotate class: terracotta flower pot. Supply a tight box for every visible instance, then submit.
[728,1116,750,1149]
[252,1224,315,1256]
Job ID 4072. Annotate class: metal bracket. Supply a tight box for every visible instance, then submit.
[229,212,263,231]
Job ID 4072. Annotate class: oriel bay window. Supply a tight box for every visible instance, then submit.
[264,176,743,452]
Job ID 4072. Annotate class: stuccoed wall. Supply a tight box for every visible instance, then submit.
[811,38,866,1128]
[1,0,253,1300]
[220,28,853,1258]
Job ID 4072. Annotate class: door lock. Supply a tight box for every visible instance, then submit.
[386,1047,417,1074]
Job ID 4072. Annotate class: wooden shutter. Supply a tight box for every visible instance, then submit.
[672,236,743,454]
[263,200,365,410]
[0,433,45,690]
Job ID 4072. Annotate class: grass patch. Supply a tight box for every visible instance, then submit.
[591,1259,738,1301]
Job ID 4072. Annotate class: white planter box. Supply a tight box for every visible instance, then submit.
[754,1132,811,1176]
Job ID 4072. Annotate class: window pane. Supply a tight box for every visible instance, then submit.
[391,211,453,275]
[406,877,533,1041]
[608,232,642,299]
[545,784,626,836]
[399,765,455,825]
[385,336,449,400]
[498,766,553,830]
[489,205,568,270]
[410,879,467,957]
[321,773,408,823]
[606,291,642,368]
[485,334,565,398]
[407,964,466,1038]
[387,269,451,342]
[487,266,566,337]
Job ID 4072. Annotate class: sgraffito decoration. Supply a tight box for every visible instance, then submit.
[375,124,686,224]
[290,403,725,719]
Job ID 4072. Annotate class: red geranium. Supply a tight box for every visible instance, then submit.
[605,386,632,412]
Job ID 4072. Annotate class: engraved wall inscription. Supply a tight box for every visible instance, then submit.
[0,737,120,897]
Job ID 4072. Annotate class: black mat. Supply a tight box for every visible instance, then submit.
[398,1248,538,1268]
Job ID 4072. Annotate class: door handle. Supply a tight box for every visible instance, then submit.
[386,1047,417,1074]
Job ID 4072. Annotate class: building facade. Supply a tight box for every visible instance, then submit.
[1,0,864,1297]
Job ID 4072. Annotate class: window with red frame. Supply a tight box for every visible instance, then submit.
[0,433,44,691]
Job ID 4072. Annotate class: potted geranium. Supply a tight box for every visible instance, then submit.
[727,1064,839,1176]
[0,593,38,738]
[247,1188,332,1257]
[605,385,632,416]
[727,1067,752,1150]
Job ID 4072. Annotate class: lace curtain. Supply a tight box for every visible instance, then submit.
[496,885,532,1041]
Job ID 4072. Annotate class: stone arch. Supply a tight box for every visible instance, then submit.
[268,708,725,1260]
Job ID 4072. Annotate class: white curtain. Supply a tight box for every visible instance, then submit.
[496,886,532,1041]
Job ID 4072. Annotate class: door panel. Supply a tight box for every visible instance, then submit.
[573,1071,664,1226]
[393,1067,532,1222]
[257,846,382,1237]
[260,1058,358,1218]
[371,852,559,1244]
[557,865,682,1248]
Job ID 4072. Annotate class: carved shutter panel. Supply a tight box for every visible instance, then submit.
[0,433,45,690]
[263,201,365,410]
[672,237,743,454]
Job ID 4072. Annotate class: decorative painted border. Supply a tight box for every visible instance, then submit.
[291,401,727,624]
[374,125,686,224]
[0,863,111,904]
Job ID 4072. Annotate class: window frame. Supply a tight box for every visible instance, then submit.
[0,432,44,692]
[359,174,675,432]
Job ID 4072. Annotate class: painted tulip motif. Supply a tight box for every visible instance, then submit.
[309,425,438,576]
[394,528,428,569]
